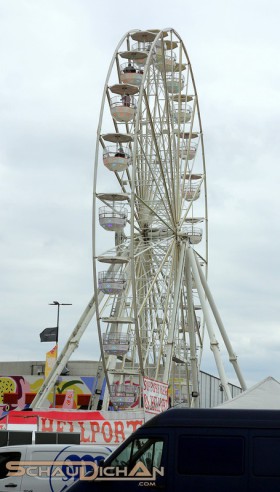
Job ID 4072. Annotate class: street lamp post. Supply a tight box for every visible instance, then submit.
[48,301,72,407]
[49,301,72,347]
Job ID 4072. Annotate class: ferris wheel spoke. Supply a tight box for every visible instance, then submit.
[136,136,174,225]
[136,240,175,310]
[162,241,187,383]
[142,243,177,353]
[137,240,174,318]
[135,194,175,233]
[142,90,176,224]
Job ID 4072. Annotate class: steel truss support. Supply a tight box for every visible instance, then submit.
[193,251,247,391]
[185,252,200,407]
[163,241,187,383]
[187,245,237,400]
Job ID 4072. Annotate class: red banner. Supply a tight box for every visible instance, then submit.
[3,410,145,445]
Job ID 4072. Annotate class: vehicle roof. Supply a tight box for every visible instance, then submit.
[141,408,280,429]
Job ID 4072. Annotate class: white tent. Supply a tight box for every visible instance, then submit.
[216,376,280,409]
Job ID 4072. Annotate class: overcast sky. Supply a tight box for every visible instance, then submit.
[1,0,280,388]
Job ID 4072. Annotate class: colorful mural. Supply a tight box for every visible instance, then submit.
[0,375,97,419]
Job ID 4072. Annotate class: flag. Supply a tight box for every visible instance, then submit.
[40,327,58,342]
[45,345,57,378]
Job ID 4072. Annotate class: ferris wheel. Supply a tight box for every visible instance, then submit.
[92,28,245,410]
[31,28,246,411]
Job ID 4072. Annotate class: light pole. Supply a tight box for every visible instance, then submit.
[49,301,72,407]
[49,301,72,348]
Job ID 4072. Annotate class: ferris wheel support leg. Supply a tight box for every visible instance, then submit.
[185,254,200,408]
[193,253,247,391]
[187,246,233,400]
[163,241,187,384]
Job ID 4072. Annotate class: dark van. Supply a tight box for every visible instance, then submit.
[67,408,280,491]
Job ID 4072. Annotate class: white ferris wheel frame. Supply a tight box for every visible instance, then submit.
[31,28,246,410]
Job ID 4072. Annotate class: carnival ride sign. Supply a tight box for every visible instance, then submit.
[3,410,144,445]
[143,377,169,414]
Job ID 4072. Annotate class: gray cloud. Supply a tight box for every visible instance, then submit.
[1,0,280,388]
